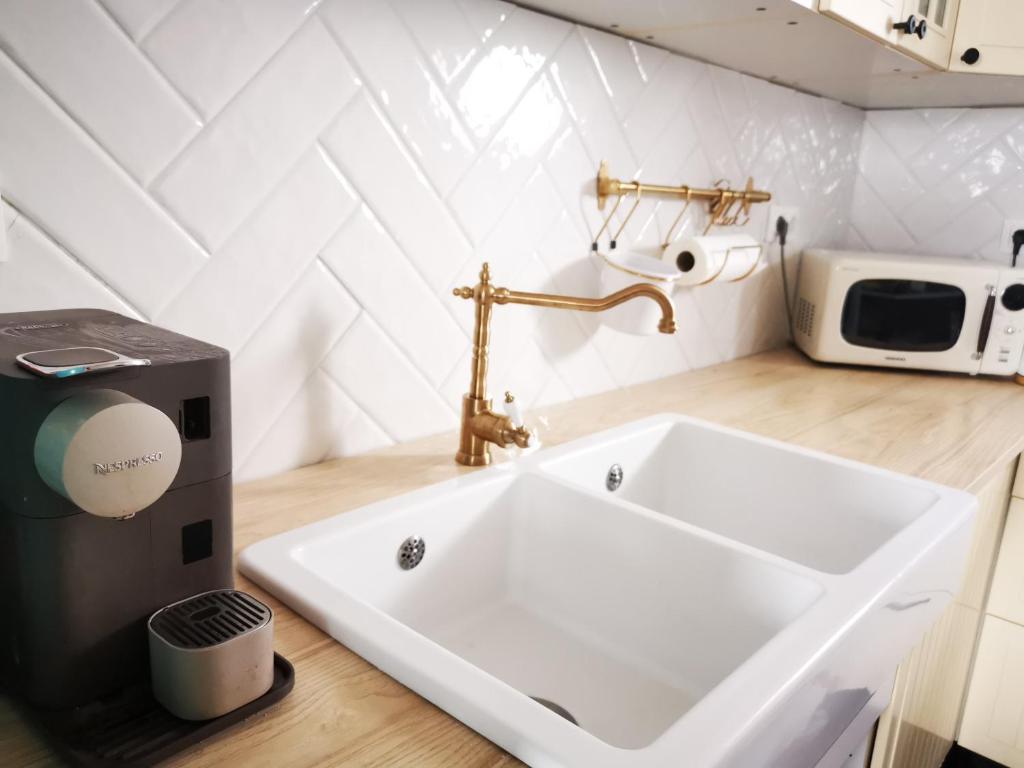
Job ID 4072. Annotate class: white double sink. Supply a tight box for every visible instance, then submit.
[240,414,976,767]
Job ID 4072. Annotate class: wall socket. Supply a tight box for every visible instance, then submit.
[766,205,799,244]
[1002,219,1024,256]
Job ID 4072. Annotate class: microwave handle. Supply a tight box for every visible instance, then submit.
[977,286,997,357]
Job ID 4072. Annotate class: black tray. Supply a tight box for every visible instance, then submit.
[21,653,294,767]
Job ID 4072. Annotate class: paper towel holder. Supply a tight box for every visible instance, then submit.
[679,241,764,285]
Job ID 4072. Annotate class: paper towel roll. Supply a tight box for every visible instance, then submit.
[664,234,762,286]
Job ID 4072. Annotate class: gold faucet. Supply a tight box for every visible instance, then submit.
[451,262,677,466]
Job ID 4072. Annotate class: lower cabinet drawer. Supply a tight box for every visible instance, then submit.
[960,615,1024,767]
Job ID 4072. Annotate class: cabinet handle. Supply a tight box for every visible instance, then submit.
[893,14,927,39]
[961,47,981,65]
[978,288,997,358]
[893,14,918,34]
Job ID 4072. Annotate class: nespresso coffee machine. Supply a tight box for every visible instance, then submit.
[0,309,292,766]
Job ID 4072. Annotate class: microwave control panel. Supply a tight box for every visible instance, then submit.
[981,275,1024,375]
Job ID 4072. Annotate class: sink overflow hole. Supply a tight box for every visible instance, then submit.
[398,536,425,570]
[606,464,623,491]
[531,697,578,725]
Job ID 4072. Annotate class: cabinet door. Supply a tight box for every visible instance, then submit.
[870,461,1016,768]
[987,498,1024,624]
[893,0,961,68]
[818,0,901,44]
[959,616,1024,767]
[949,0,1024,74]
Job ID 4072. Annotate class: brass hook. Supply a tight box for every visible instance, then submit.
[661,186,692,251]
[610,185,643,250]
[591,192,625,251]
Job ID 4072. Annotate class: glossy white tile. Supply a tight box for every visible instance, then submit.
[550,31,636,176]
[909,108,1021,189]
[0,0,200,182]
[142,0,318,120]
[857,124,926,213]
[240,369,390,480]
[452,5,570,141]
[322,204,467,386]
[322,313,457,442]
[0,203,139,316]
[320,91,471,292]
[232,260,360,463]
[154,19,358,251]
[319,0,476,197]
[0,50,205,317]
[866,110,934,158]
[848,175,915,252]
[156,147,358,354]
[390,0,481,84]
[449,75,566,244]
[578,27,653,120]
[849,107,1024,263]
[623,55,703,162]
[99,0,181,41]
[455,0,512,43]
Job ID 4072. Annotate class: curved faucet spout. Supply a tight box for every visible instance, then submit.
[451,262,678,466]
[494,283,676,334]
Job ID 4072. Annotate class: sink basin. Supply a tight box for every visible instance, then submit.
[240,413,976,767]
[539,418,939,574]
[288,473,822,749]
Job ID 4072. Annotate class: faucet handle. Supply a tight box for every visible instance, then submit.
[503,391,524,427]
[452,286,473,299]
[502,392,534,450]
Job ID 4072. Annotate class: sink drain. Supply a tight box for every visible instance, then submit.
[531,697,578,725]
[397,536,425,570]
[606,463,623,491]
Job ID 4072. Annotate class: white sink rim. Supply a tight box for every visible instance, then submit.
[239,413,977,767]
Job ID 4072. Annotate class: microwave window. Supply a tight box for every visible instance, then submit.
[841,279,966,352]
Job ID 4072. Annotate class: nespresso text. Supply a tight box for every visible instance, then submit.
[93,452,164,476]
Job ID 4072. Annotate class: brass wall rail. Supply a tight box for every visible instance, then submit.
[594,160,772,240]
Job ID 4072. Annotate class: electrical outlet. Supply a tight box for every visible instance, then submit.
[1002,219,1024,255]
[766,205,799,244]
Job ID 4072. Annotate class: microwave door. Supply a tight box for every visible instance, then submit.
[838,276,995,373]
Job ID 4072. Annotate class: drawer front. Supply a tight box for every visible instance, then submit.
[960,615,1024,767]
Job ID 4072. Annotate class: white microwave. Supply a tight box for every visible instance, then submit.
[793,249,1024,378]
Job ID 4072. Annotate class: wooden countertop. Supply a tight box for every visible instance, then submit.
[6,347,1024,767]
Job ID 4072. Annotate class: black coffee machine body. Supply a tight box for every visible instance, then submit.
[0,309,234,709]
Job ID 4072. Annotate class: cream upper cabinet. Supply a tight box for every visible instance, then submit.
[524,0,1024,107]
[948,0,1024,75]
[893,0,961,68]
[818,0,901,44]
[818,0,961,69]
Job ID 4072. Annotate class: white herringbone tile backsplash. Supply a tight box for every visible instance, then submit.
[0,0,866,481]
[846,108,1024,262]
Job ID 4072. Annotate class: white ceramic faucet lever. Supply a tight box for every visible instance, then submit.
[503,391,524,428]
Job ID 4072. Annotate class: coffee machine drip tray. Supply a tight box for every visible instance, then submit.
[18,654,294,767]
